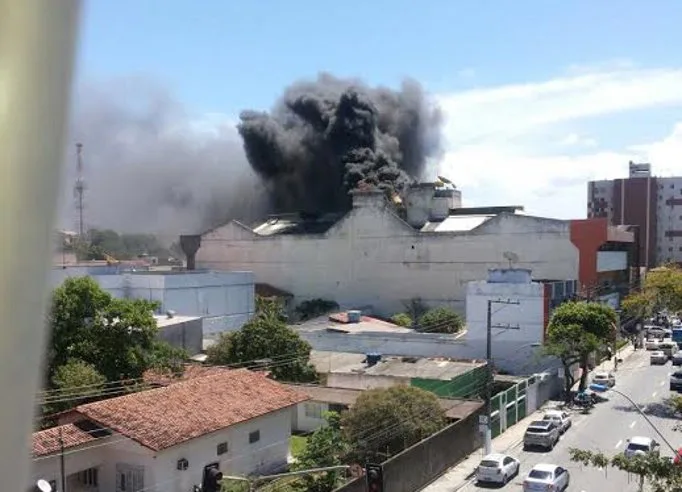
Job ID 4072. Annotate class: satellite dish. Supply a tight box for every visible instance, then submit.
[437,175,456,188]
[503,251,519,268]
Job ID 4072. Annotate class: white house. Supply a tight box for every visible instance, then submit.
[31,370,308,492]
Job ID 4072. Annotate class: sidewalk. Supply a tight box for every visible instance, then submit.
[419,342,636,492]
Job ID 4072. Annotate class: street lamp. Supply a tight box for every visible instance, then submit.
[589,384,679,458]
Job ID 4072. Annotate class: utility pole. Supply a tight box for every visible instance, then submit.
[484,298,520,455]
[58,426,66,492]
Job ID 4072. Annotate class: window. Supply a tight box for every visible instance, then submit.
[116,464,144,492]
[669,247,674,252]
[304,402,324,419]
[217,442,228,455]
[249,430,260,444]
[672,184,675,189]
[78,468,99,487]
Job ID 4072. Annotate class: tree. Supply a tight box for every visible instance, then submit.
[543,301,617,393]
[49,360,107,412]
[569,447,682,492]
[292,412,350,492]
[341,386,447,463]
[623,265,682,319]
[206,297,318,383]
[390,313,412,327]
[418,307,464,334]
[47,277,186,386]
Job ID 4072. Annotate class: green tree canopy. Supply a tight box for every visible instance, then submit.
[341,385,447,463]
[569,447,682,492]
[544,301,617,392]
[206,297,318,383]
[47,277,186,385]
[49,360,107,412]
[292,412,350,492]
[418,306,464,334]
[623,265,682,318]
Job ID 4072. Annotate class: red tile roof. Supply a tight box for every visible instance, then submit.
[32,424,97,457]
[76,369,309,451]
[143,364,231,387]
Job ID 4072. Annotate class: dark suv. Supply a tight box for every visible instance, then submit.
[670,371,682,392]
[523,420,560,451]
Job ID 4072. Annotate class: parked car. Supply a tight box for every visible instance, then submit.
[522,464,570,492]
[475,453,520,485]
[661,341,680,358]
[670,371,682,392]
[651,350,668,365]
[672,351,682,366]
[542,410,572,433]
[646,339,661,350]
[624,436,659,458]
[523,420,560,451]
[592,371,616,388]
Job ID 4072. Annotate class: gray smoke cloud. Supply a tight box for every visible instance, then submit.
[60,77,265,237]
[60,74,443,236]
[238,73,443,214]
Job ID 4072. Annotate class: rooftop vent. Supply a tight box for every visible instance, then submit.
[347,310,362,323]
[366,353,382,367]
[166,310,176,319]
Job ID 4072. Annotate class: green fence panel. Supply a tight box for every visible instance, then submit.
[516,395,527,420]
[506,402,517,428]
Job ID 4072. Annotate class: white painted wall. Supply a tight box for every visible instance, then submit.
[293,401,330,433]
[197,195,579,317]
[50,270,255,335]
[465,281,546,344]
[296,328,559,376]
[156,408,293,492]
[32,409,294,492]
[326,373,408,391]
[596,251,628,272]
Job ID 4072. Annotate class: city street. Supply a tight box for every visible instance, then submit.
[459,349,682,491]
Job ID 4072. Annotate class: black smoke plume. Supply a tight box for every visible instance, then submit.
[238,73,443,214]
[61,74,442,236]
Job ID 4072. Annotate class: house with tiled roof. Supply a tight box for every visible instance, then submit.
[31,369,309,492]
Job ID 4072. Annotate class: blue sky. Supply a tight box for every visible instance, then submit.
[74,0,682,224]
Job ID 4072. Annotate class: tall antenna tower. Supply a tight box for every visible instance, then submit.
[74,142,86,238]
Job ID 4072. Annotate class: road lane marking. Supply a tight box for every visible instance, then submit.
[615,439,623,448]
[660,381,666,386]
[630,421,636,428]
[653,391,658,398]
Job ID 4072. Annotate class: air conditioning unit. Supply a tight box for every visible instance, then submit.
[177,458,189,471]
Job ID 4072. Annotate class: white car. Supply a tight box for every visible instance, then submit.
[624,436,659,458]
[542,410,572,434]
[650,350,668,365]
[522,464,570,491]
[475,453,520,485]
[592,371,616,387]
[646,339,661,350]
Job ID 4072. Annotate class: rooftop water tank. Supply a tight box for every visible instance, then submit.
[347,310,362,323]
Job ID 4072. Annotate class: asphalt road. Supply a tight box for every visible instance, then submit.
[460,349,682,491]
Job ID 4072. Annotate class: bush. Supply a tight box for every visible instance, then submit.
[418,307,463,334]
[295,299,339,321]
[390,313,412,327]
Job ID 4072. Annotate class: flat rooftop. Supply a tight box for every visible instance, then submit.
[331,356,486,380]
[296,315,413,335]
[284,384,483,420]
[154,314,201,328]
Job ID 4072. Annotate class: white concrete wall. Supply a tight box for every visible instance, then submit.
[325,373,408,391]
[155,408,294,492]
[596,251,628,272]
[465,281,546,344]
[197,197,579,317]
[296,329,559,376]
[31,433,157,492]
[293,401,330,433]
[50,270,255,335]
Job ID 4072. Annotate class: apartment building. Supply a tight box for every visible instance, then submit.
[587,161,682,267]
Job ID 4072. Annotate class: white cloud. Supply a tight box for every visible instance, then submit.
[436,64,682,219]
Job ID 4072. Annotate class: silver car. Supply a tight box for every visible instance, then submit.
[523,464,570,491]
[475,453,520,485]
[523,420,560,451]
[542,410,571,434]
[651,350,668,364]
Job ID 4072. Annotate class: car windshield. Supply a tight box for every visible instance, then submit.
[543,415,559,421]
[594,375,607,379]
[526,427,548,433]
[479,460,500,468]
[674,372,682,378]
[627,443,650,452]
[528,470,552,480]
